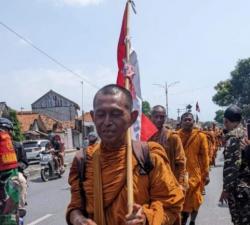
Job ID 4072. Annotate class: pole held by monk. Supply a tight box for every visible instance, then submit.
[125,0,134,215]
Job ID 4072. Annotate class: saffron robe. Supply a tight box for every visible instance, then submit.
[66,142,184,225]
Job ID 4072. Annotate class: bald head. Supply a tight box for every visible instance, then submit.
[151,105,166,130]
[93,84,133,111]
[151,105,166,115]
[181,112,194,131]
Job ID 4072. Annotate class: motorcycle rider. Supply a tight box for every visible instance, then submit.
[0,117,19,225]
[51,135,65,172]
[44,142,61,174]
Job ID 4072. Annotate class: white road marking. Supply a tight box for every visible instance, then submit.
[27,214,53,225]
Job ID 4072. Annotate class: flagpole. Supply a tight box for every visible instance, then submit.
[125,0,134,215]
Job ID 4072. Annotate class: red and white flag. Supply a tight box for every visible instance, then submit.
[196,101,200,113]
[116,3,157,141]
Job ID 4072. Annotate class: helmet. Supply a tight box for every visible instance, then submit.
[0,117,13,130]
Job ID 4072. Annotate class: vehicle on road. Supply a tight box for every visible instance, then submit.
[40,150,64,182]
[23,140,50,161]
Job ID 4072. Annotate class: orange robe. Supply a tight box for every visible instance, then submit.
[66,142,184,225]
[202,131,215,165]
[150,128,187,187]
[177,128,209,212]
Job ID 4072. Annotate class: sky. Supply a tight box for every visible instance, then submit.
[1,0,250,121]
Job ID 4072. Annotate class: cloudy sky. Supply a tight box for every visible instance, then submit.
[1,0,250,121]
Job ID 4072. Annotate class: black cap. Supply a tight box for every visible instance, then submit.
[224,105,242,122]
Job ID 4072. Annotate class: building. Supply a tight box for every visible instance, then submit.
[31,90,80,121]
[17,111,95,149]
[0,102,11,117]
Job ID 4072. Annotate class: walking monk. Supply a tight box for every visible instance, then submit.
[149,105,187,225]
[66,84,184,225]
[177,113,210,225]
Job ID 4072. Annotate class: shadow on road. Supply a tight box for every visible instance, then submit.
[30,177,44,183]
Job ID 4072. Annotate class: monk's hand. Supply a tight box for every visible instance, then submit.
[125,204,146,225]
[219,191,229,205]
[70,210,97,225]
[73,217,96,225]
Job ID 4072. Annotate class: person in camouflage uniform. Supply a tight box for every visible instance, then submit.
[219,105,250,225]
[0,118,19,225]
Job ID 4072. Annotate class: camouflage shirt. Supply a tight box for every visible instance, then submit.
[223,124,246,192]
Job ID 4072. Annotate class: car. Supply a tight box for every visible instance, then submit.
[23,139,50,161]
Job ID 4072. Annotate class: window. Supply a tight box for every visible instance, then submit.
[23,141,38,148]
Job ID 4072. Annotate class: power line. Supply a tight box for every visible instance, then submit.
[169,85,211,95]
[0,21,99,89]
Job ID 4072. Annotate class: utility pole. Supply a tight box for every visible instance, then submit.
[153,81,180,122]
[81,81,85,140]
[164,82,168,121]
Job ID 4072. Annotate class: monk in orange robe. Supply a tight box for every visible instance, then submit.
[202,128,215,166]
[177,112,210,225]
[66,84,184,225]
[149,105,187,225]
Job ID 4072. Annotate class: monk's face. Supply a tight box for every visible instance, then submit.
[151,110,166,130]
[92,93,138,147]
[181,114,194,131]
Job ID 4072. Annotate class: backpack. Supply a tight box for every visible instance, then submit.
[74,140,154,216]
[0,130,18,171]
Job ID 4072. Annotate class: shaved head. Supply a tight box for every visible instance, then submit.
[150,105,166,129]
[151,105,166,115]
[181,112,194,121]
[93,84,133,111]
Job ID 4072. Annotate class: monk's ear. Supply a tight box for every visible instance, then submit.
[130,110,138,125]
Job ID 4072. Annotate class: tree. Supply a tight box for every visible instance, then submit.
[142,101,151,117]
[9,109,24,142]
[214,109,224,124]
[213,58,250,119]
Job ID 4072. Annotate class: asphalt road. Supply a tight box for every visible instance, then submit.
[196,149,233,225]
[25,149,233,225]
[25,152,75,225]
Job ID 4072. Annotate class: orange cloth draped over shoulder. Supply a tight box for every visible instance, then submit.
[150,128,187,187]
[66,141,184,225]
[177,128,209,212]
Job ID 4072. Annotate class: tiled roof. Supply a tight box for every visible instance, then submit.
[78,112,93,122]
[61,120,75,129]
[17,111,75,133]
[17,111,40,133]
[39,114,61,131]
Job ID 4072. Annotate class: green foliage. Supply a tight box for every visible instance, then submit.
[213,80,233,106]
[214,109,224,124]
[9,110,24,142]
[142,101,151,117]
[213,58,250,119]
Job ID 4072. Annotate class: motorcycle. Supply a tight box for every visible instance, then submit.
[40,150,64,182]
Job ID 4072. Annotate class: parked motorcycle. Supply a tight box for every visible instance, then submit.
[40,150,64,182]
